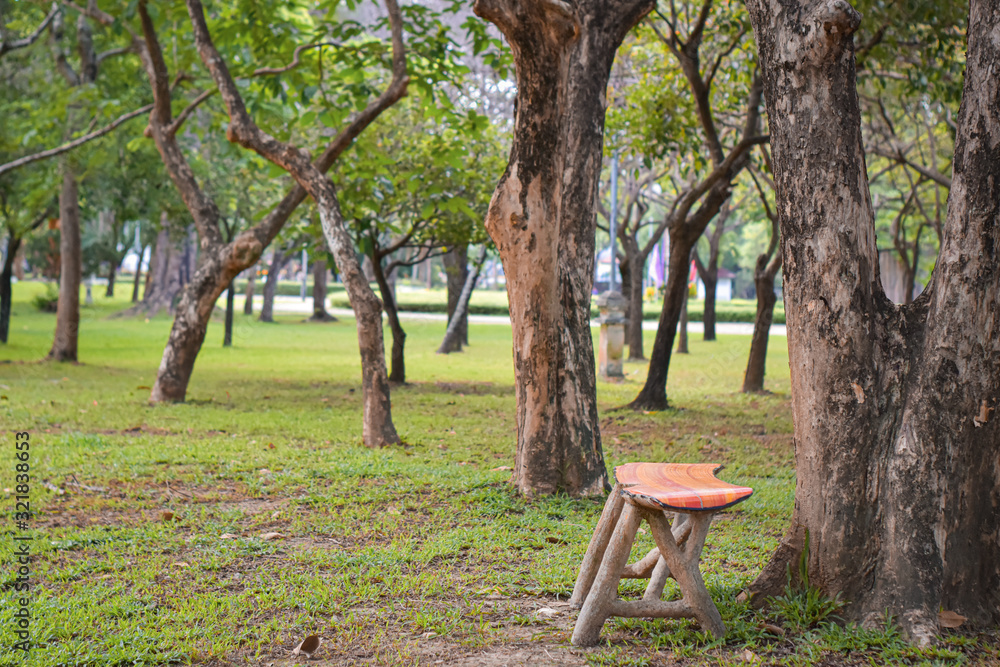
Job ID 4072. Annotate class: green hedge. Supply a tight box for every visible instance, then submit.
[329,296,785,324]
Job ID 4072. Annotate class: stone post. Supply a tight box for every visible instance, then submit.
[596,291,627,380]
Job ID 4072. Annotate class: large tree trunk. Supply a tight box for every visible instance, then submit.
[309,259,336,322]
[259,248,286,323]
[242,268,255,315]
[47,166,81,362]
[741,252,780,393]
[439,246,487,354]
[443,244,469,346]
[474,0,654,496]
[372,255,406,383]
[0,233,20,344]
[745,0,1000,643]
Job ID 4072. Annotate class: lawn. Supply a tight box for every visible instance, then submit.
[0,282,992,666]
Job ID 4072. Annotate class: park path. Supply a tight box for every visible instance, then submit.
[264,295,787,336]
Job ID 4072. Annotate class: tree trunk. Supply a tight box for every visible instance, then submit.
[676,287,689,354]
[701,273,717,341]
[122,213,185,317]
[474,0,654,496]
[259,248,286,323]
[372,254,405,384]
[624,244,646,360]
[630,234,697,408]
[439,246,488,354]
[47,166,81,362]
[0,233,20,344]
[309,258,336,321]
[131,244,146,303]
[223,279,234,346]
[243,269,255,315]
[106,261,116,298]
[745,0,1000,643]
[443,244,469,346]
[741,253,779,393]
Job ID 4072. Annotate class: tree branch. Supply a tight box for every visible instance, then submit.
[253,41,342,76]
[0,3,59,58]
[0,104,153,177]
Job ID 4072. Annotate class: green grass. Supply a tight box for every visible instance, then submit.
[0,282,993,666]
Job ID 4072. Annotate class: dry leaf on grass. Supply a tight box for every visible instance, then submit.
[421,631,436,639]
[261,532,285,541]
[173,561,190,568]
[741,648,758,662]
[219,533,239,540]
[938,610,966,628]
[761,623,785,636]
[535,607,559,618]
[491,466,513,471]
[292,634,321,658]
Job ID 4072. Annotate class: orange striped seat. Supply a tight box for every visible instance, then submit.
[615,462,753,512]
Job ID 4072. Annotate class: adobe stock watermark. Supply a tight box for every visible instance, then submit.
[11,431,32,657]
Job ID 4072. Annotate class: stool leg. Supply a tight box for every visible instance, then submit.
[572,502,642,647]
[643,554,671,601]
[646,511,725,638]
[569,484,623,607]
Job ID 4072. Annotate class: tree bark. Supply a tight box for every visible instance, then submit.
[223,279,234,346]
[47,166,81,362]
[372,254,405,383]
[259,248,287,323]
[622,238,647,360]
[309,259,336,321]
[443,244,469,346]
[474,0,655,496]
[439,246,488,354]
[0,233,20,344]
[745,0,1000,643]
[242,268,255,315]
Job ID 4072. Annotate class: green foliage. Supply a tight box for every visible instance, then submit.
[768,531,846,633]
[30,282,59,312]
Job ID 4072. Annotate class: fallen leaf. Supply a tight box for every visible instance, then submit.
[491,466,513,471]
[762,623,785,636]
[938,610,966,628]
[546,536,568,545]
[271,511,281,519]
[736,591,749,603]
[535,607,559,618]
[261,532,285,541]
[387,506,402,515]
[741,648,757,662]
[292,634,321,658]
[161,511,175,522]
[219,533,239,540]
[136,385,151,390]
[173,561,190,568]
[421,631,436,639]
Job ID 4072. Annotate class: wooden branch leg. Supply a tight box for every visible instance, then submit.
[643,553,671,601]
[647,511,725,638]
[572,502,642,647]
[569,484,624,607]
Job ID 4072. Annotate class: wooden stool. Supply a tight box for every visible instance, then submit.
[570,463,753,646]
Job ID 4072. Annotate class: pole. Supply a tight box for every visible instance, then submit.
[608,151,619,292]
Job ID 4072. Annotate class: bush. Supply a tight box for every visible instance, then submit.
[32,284,59,312]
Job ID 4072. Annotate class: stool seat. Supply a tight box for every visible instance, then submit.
[615,462,753,512]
